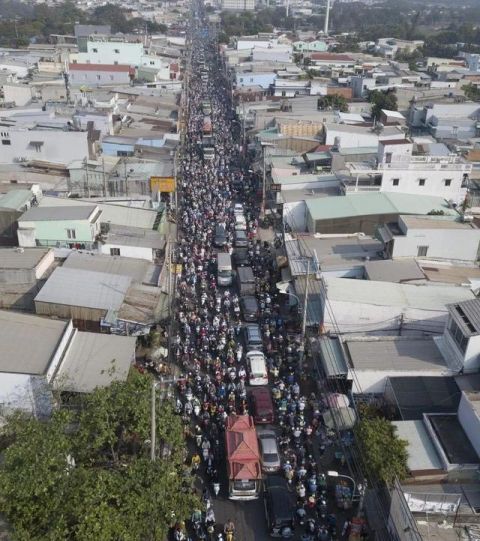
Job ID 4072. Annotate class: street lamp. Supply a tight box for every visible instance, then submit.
[327,470,356,504]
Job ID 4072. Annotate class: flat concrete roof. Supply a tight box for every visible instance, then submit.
[420,263,480,284]
[364,259,425,283]
[428,414,479,464]
[0,310,68,374]
[392,420,443,472]
[0,247,51,269]
[20,205,97,221]
[35,267,131,311]
[55,332,135,393]
[106,224,165,249]
[346,337,448,372]
[401,215,478,230]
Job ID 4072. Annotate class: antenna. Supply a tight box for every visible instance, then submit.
[324,0,331,36]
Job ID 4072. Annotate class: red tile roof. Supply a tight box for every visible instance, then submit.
[310,53,354,61]
[69,63,133,73]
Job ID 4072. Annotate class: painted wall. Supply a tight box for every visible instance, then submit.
[236,72,276,89]
[98,243,154,261]
[0,130,89,165]
[75,40,144,66]
[18,217,100,246]
[458,392,480,460]
[392,224,480,262]
[101,141,136,156]
[69,69,131,86]
[351,368,452,394]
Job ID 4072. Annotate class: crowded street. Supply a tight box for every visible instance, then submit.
[170,3,364,540]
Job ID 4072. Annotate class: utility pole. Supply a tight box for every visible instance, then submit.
[102,157,107,197]
[302,259,310,341]
[150,380,156,462]
[324,0,331,36]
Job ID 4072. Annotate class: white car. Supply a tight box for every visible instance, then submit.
[233,203,244,216]
[246,350,268,386]
[235,214,247,231]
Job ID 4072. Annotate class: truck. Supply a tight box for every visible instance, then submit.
[225,414,262,500]
[203,115,212,135]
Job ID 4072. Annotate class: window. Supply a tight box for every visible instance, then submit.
[114,60,118,65]
[417,245,428,257]
[150,60,155,65]
[92,48,98,53]
[444,178,452,187]
[66,229,76,239]
[110,75,114,81]
[449,318,468,353]
[239,77,244,83]
[110,248,121,256]
[392,178,399,186]
[1,139,11,145]
[418,178,426,186]
[97,75,101,80]
[114,49,120,54]
[385,152,392,164]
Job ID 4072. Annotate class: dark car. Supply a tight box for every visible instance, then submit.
[251,387,274,425]
[240,295,259,322]
[264,476,295,538]
[234,229,248,248]
[243,323,263,351]
[233,248,249,267]
[214,224,227,247]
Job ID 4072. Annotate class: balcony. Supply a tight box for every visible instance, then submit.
[379,154,472,172]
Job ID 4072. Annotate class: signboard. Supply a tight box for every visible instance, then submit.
[174,264,183,275]
[270,183,281,192]
[150,177,176,193]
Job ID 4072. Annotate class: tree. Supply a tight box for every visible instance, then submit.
[355,416,409,485]
[0,371,199,541]
[368,89,398,120]
[317,94,349,112]
[462,83,480,102]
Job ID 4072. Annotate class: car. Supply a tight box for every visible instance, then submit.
[246,350,268,386]
[264,476,295,538]
[234,229,248,248]
[233,202,244,215]
[258,429,281,472]
[240,295,259,322]
[251,387,274,424]
[235,214,247,231]
[243,323,263,351]
[233,248,249,267]
[214,224,227,247]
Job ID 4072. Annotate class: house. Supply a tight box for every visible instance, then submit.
[308,53,356,69]
[17,205,102,250]
[68,63,134,86]
[235,72,276,89]
[293,40,328,53]
[35,266,162,334]
[71,37,144,66]
[98,224,165,262]
[74,24,112,52]
[0,188,39,246]
[321,276,474,336]
[294,192,455,234]
[324,123,406,148]
[221,0,255,10]
[410,103,480,140]
[378,215,480,263]
[0,310,135,418]
[0,247,54,311]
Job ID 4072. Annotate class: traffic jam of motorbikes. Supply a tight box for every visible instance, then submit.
[170,4,363,541]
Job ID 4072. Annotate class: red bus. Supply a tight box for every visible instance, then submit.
[225,414,262,500]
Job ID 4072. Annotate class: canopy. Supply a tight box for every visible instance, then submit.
[323,407,357,431]
[228,460,262,480]
[225,414,261,480]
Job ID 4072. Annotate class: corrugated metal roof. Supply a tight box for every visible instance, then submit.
[316,336,348,377]
[0,190,33,210]
[35,267,131,311]
[0,247,51,269]
[55,332,135,393]
[20,205,97,222]
[447,298,480,336]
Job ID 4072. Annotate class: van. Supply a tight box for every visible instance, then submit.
[251,387,274,424]
[214,224,227,247]
[246,350,268,386]
[243,323,263,351]
[237,266,255,296]
[217,253,232,287]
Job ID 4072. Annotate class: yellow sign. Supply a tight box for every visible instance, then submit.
[150,176,176,193]
[175,264,183,275]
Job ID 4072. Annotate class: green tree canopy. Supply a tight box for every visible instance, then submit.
[0,371,198,541]
[317,94,349,112]
[355,416,409,485]
[368,89,398,120]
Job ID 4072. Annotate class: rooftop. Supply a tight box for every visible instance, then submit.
[0,310,69,375]
[0,247,51,270]
[420,262,480,285]
[63,252,153,283]
[308,193,455,222]
[55,332,135,393]
[35,267,131,311]
[69,63,133,73]
[428,414,479,464]
[105,224,165,250]
[325,276,474,310]
[20,205,98,222]
[345,337,449,373]
[0,189,34,210]
[447,298,480,336]
[392,420,443,472]
[364,259,425,283]
[387,376,461,421]
[400,215,478,230]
